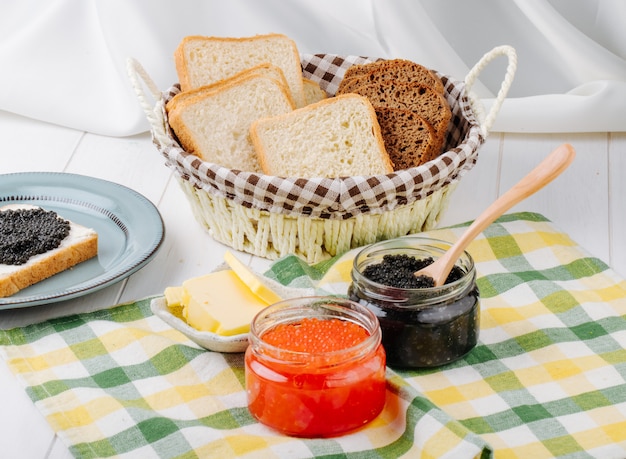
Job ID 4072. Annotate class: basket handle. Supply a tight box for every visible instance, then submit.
[464,45,517,137]
[126,57,171,146]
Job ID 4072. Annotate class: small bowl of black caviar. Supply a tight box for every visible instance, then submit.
[347,236,479,368]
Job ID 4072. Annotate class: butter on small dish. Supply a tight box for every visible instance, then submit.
[183,270,271,336]
[150,252,314,353]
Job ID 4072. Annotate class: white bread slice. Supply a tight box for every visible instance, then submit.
[174,34,306,108]
[250,94,394,178]
[302,78,327,105]
[166,63,294,114]
[167,73,295,172]
[0,204,98,298]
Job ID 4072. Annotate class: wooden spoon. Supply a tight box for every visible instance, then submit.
[415,143,576,286]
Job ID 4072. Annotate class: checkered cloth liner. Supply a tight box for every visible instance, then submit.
[1,212,625,459]
[156,54,484,220]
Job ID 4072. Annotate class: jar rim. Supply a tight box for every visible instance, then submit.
[249,296,382,364]
[351,236,476,304]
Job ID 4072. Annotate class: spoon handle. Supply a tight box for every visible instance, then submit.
[432,143,576,285]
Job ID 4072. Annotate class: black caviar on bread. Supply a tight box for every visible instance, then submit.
[0,204,98,298]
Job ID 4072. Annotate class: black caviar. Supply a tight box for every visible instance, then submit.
[362,254,463,288]
[349,241,480,368]
[0,208,70,265]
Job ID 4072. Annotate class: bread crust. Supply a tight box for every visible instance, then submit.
[167,63,293,114]
[0,206,98,298]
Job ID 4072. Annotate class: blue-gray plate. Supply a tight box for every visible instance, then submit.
[0,172,164,308]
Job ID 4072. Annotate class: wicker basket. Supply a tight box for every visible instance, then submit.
[127,46,516,263]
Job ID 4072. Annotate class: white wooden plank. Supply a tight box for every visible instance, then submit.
[65,132,170,205]
[47,438,75,459]
[497,133,611,264]
[439,133,503,227]
[0,111,82,174]
[249,256,274,276]
[609,132,626,278]
[120,175,232,301]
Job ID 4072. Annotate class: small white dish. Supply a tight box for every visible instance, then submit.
[150,277,315,353]
[150,296,249,353]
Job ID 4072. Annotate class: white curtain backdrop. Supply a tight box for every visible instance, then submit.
[1,0,624,136]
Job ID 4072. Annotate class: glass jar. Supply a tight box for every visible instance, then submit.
[245,296,386,437]
[348,237,480,368]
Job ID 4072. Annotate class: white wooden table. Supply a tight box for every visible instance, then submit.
[0,108,624,458]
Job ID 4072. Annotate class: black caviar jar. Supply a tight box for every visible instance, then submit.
[348,237,479,368]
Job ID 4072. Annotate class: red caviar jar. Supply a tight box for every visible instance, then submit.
[245,296,386,437]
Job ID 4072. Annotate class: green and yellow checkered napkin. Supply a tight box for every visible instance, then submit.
[2,213,626,458]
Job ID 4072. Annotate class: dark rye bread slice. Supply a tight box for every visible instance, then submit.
[338,59,444,95]
[348,81,451,150]
[337,76,371,96]
[375,107,439,169]
[339,60,382,84]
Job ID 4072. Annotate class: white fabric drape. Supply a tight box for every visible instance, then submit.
[1,0,624,136]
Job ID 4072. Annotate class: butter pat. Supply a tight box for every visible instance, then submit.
[164,286,186,320]
[164,286,184,308]
[224,251,282,304]
[182,270,269,336]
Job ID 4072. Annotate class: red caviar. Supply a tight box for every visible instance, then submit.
[261,317,370,353]
[245,298,386,438]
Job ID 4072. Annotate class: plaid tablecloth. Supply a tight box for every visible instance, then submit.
[1,212,625,458]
